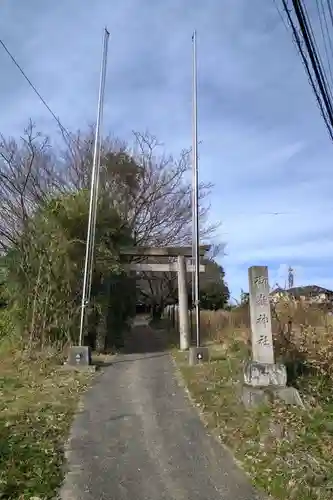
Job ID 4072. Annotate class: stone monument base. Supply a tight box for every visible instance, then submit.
[244,361,287,387]
[189,346,209,366]
[64,346,95,372]
[242,360,303,409]
[242,385,304,409]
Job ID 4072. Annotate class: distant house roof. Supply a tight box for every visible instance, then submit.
[270,285,333,298]
[270,287,288,295]
[287,285,333,298]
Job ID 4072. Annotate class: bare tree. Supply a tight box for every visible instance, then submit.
[59,128,221,312]
[0,121,61,251]
[0,122,223,319]
[60,129,217,243]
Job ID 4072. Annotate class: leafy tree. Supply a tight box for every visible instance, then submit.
[196,259,229,310]
[5,190,134,350]
[61,129,220,315]
[0,122,223,342]
[199,282,229,310]
[136,256,229,317]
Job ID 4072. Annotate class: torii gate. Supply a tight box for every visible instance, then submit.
[120,245,210,350]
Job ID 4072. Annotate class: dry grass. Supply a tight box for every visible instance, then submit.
[199,303,333,380]
[0,336,94,500]
[173,304,333,500]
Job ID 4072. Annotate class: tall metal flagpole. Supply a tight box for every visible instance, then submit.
[79,28,110,347]
[191,137,195,338]
[87,29,110,304]
[192,30,201,348]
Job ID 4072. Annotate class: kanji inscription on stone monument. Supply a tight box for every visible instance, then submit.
[257,334,270,346]
[248,266,274,364]
[256,293,268,307]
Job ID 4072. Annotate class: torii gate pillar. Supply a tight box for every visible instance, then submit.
[177,255,190,350]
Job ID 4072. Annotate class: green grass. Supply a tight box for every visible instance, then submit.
[174,341,333,500]
[0,337,94,500]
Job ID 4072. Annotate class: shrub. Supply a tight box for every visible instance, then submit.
[0,309,15,343]
[4,190,134,351]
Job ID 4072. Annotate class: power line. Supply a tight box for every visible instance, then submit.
[327,0,333,31]
[315,0,333,89]
[300,0,333,105]
[276,0,333,131]
[302,0,333,103]
[273,0,290,31]
[278,0,333,141]
[293,0,333,125]
[0,37,71,142]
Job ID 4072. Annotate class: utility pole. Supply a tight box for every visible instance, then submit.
[192,30,201,348]
[78,28,110,347]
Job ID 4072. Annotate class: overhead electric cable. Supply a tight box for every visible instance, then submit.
[300,0,333,105]
[0,37,73,150]
[279,0,333,140]
[315,0,333,88]
[327,0,333,31]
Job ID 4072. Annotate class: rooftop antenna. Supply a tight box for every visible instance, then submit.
[288,266,294,289]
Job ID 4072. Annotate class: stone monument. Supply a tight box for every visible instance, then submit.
[242,266,303,408]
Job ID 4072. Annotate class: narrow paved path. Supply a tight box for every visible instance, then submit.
[61,322,263,500]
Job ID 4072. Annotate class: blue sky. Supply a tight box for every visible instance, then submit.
[1,0,333,301]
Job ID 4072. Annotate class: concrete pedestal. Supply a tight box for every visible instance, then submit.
[189,346,209,366]
[64,346,95,372]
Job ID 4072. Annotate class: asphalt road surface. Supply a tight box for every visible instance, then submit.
[60,322,263,500]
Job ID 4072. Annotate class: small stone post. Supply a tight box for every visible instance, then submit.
[177,255,190,350]
[242,266,303,408]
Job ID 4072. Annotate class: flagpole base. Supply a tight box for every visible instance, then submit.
[189,346,209,365]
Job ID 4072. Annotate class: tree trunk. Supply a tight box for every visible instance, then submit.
[95,309,107,353]
[151,303,164,321]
